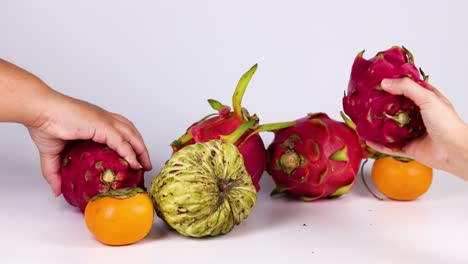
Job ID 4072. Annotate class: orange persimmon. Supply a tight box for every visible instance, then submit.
[371,157,433,201]
[84,187,154,246]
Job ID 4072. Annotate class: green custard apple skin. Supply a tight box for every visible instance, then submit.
[150,140,257,238]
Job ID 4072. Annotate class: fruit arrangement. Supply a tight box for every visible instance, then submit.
[58,45,436,245]
[170,64,294,191]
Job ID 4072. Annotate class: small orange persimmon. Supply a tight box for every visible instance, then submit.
[84,187,154,246]
[370,157,433,201]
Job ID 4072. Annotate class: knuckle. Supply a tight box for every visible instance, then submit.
[113,134,125,146]
[399,77,413,88]
[424,92,438,103]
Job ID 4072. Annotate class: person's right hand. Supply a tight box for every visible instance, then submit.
[27,92,153,196]
[367,78,468,179]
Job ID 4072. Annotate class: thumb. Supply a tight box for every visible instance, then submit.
[39,153,62,196]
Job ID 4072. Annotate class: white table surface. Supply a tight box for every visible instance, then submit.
[2,158,468,264]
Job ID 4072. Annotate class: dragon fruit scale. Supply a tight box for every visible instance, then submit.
[266,113,363,201]
[342,46,429,150]
[171,64,294,191]
[61,140,145,213]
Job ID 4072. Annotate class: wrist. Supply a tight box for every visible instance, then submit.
[26,88,65,129]
[446,124,468,179]
[22,83,59,128]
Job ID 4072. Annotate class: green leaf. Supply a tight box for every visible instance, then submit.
[270,186,289,198]
[318,168,328,184]
[300,195,321,202]
[220,119,257,144]
[340,111,356,130]
[328,180,354,198]
[330,146,348,162]
[208,99,229,111]
[233,64,257,118]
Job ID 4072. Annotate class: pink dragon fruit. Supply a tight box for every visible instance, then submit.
[342,46,429,149]
[60,140,145,212]
[266,113,363,201]
[171,64,293,191]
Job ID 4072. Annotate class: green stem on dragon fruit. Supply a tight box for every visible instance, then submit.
[356,50,365,59]
[384,111,411,127]
[171,133,194,149]
[402,46,414,64]
[101,169,116,184]
[360,159,384,201]
[270,186,289,198]
[220,119,258,144]
[232,64,257,119]
[170,113,218,149]
[419,67,429,82]
[251,121,297,134]
[238,121,297,148]
[340,111,356,130]
[279,150,301,175]
[208,99,230,111]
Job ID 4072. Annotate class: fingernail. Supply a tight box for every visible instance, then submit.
[381,79,393,89]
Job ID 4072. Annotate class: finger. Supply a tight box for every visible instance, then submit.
[366,141,413,160]
[112,115,144,145]
[424,82,448,101]
[114,119,152,170]
[425,83,443,97]
[126,132,152,171]
[105,132,142,170]
[381,78,436,107]
[424,83,455,110]
[39,153,62,196]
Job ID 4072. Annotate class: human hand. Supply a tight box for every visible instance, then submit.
[27,92,152,196]
[367,78,468,179]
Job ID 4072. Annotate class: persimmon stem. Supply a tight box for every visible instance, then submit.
[361,159,384,201]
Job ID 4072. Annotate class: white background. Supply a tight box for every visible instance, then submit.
[1,1,468,263]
